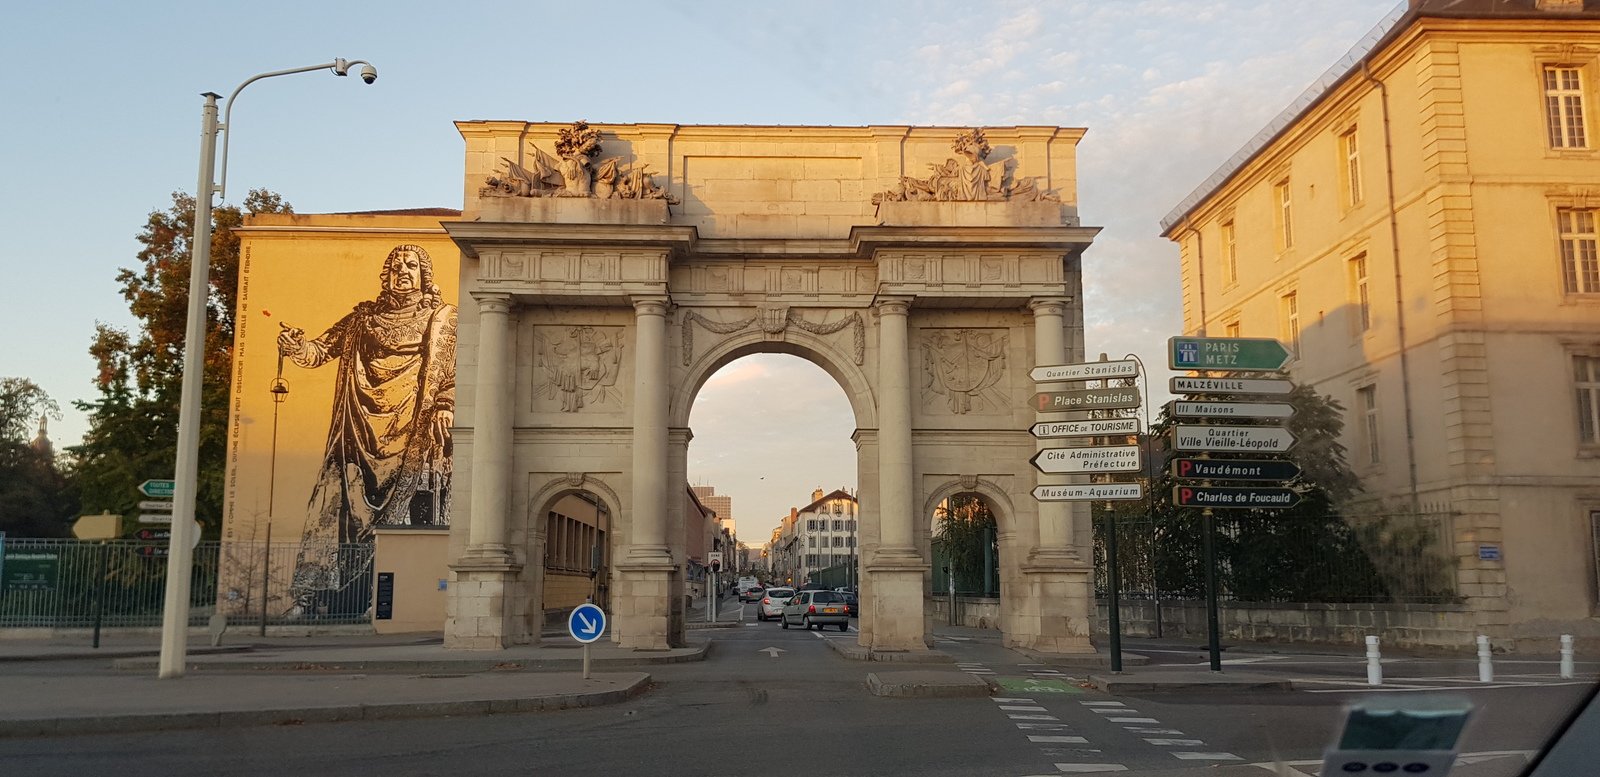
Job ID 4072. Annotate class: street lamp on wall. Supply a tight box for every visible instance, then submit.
[158,59,378,680]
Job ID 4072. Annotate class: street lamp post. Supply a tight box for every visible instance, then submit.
[158,59,378,679]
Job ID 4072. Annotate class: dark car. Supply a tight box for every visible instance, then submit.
[841,591,858,618]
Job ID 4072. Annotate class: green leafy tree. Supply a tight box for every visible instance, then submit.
[933,494,997,593]
[72,190,292,535]
[0,378,76,537]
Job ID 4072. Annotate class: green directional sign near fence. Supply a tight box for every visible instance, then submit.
[1169,336,1293,371]
[137,479,175,498]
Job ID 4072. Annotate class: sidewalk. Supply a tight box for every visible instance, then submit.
[112,634,710,673]
[0,670,650,738]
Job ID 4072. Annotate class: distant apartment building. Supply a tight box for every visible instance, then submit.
[769,488,858,587]
[1161,0,1600,646]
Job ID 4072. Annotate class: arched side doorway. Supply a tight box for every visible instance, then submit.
[922,481,1022,640]
[522,476,623,644]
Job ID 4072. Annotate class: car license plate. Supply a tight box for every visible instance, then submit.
[824,608,839,613]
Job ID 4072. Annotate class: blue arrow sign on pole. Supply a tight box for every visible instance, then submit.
[568,602,607,644]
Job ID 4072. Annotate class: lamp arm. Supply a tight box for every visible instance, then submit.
[215,61,343,201]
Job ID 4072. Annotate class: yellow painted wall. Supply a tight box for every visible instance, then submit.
[217,213,459,614]
[372,527,451,633]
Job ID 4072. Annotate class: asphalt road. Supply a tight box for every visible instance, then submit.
[0,605,1590,777]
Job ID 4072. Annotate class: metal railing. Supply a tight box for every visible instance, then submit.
[1095,511,1459,605]
[0,539,374,628]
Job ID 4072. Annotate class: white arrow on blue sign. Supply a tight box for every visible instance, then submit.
[568,602,607,644]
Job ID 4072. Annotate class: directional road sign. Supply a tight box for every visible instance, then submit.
[137,500,174,512]
[1032,386,1141,412]
[1169,336,1293,371]
[71,512,120,540]
[137,514,174,524]
[133,528,172,542]
[1029,417,1141,439]
[1170,376,1293,395]
[1171,458,1301,481]
[1173,425,1296,453]
[1030,445,1142,474]
[1031,359,1139,383]
[1169,401,1294,419]
[137,479,175,498]
[568,602,607,644]
[1173,485,1302,509]
[1032,483,1144,502]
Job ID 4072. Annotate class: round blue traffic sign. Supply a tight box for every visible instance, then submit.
[568,602,607,644]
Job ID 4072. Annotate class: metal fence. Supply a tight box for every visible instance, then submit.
[0,539,374,629]
[1094,511,1459,605]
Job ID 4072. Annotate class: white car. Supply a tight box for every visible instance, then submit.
[756,587,795,621]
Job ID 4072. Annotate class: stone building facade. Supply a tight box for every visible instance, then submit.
[1162,1,1600,648]
[444,122,1101,655]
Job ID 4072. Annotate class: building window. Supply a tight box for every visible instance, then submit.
[806,554,818,567]
[1559,209,1600,294]
[847,536,855,547]
[1350,254,1372,333]
[1358,385,1381,465]
[1546,66,1589,149]
[808,536,815,548]
[832,520,842,531]
[1341,127,1363,206]
[1274,180,1294,250]
[1281,291,1300,357]
[806,519,816,531]
[832,502,842,514]
[1224,322,1240,338]
[1221,220,1238,285]
[1575,355,1600,445]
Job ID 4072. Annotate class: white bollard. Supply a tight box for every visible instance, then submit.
[1366,635,1383,686]
[1477,635,1494,683]
[1561,634,1575,680]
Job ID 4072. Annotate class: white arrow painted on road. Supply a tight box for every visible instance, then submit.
[759,647,786,658]
[577,613,597,634]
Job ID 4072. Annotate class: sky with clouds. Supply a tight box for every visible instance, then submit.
[0,0,1400,541]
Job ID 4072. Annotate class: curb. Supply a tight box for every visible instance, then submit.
[1012,647,1151,668]
[0,646,254,663]
[1088,673,1294,694]
[0,673,651,739]
[867,670,990,698]
[111,640,711,673]
[686,621,741,630]
[823,636,955,663]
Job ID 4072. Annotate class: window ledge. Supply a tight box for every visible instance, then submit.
[1560,294,1600,306]
[1578,447,1600,459]
[1546,148,1598,159]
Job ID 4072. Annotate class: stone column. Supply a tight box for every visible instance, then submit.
[1016,297,1095,654]
[448,292,523,650]
[617,297,674,650]
[865,298,929,653]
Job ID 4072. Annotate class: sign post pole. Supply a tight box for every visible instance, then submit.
[92,541,108,649]
[259,521,272,637]
[1202,506,1221,673]
[1104,501,1122,673]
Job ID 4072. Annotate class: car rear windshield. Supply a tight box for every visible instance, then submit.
[765,588,793,598]
[811,592,843,603]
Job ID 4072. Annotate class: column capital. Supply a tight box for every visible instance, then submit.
[470,291,515,314]
[632,296,671,317]
[1028,297,1070,317]
[873,296,913,317]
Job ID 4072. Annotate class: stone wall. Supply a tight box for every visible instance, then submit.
[928,596,1003,630]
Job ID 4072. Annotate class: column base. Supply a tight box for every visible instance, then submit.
[865,548,930,653]
[1006,563,1096,655]
[614,560,676,651]
[445,561,525,650]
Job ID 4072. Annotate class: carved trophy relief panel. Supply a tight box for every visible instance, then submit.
[871,128,1060,206]
[480,120,677,204]
[532,325,625,413]
[920,328,1011,415]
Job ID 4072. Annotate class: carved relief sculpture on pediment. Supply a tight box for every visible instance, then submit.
[871,128,1061,207]
[534,325,624,412]
[482,121,679,203]
[922,328,1009,414]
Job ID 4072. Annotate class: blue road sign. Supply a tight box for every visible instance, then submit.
[568,602,607,644]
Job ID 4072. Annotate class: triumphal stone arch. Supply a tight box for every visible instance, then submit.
[444,121,1101,655]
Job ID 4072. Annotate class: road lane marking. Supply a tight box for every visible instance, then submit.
[994,697,1035,703]
[1172,752,1242,760]
[1124,727,1185,734]
[1016,723,1071,730]
[1053,763,1128,772]
[1009,714,1060,720]
[1000,706,1050,712]
[1089,708,1137,714]
[1028,735,1089,744]
[1080,701,1124,706]
[1106,717,1160,723]
[1144,738,1205,746]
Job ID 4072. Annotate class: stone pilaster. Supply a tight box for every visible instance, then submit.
[1013,297,1095,654]
[447,292,523,650]
[865,297,930,653]
[617,297,675,650]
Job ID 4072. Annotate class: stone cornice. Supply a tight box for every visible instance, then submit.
[445,221,697,259]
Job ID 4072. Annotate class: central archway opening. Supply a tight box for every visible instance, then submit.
[685,352,859,625]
